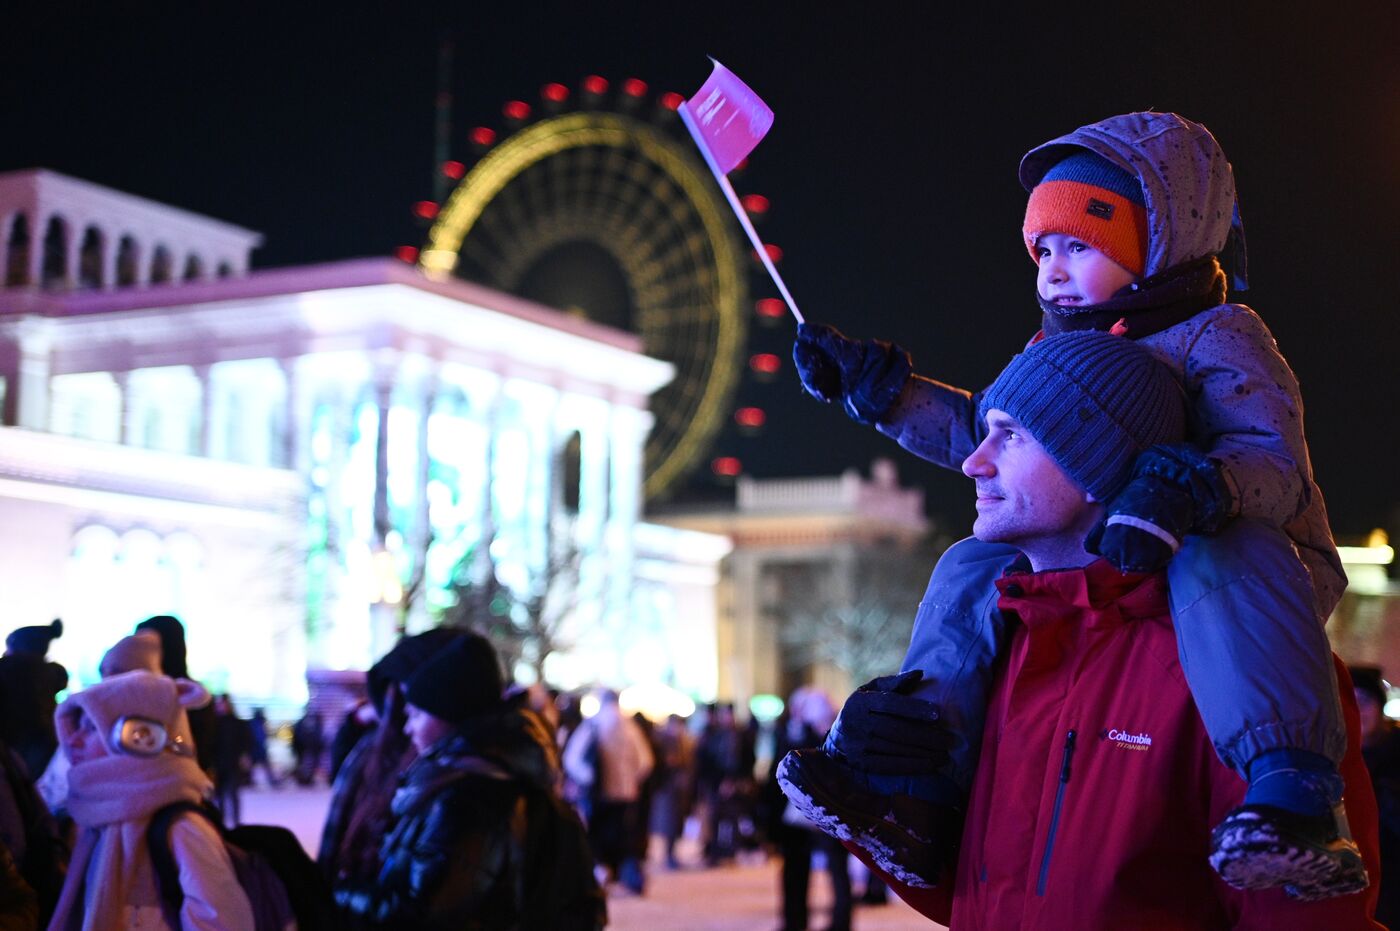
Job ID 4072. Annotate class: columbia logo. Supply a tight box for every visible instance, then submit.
[1101,728,1152,751]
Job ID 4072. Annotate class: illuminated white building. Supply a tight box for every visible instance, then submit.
[0,169,728,711]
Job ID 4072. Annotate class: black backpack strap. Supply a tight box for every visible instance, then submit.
[146,801,217,913]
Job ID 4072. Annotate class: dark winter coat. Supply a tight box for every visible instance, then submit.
[872,558,1382,929]
[336,707,604,930]
[0,654,66,779]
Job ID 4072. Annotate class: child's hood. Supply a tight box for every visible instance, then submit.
[1019,112,1247,286]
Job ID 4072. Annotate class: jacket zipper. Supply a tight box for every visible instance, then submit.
[1035,729,1076,896]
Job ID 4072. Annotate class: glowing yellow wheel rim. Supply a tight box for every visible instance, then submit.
[423,111,748,501]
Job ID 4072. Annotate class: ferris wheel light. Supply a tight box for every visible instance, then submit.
[735,407,766,428]
[469,126,497,147]
[762,243,784,263]
[413,201,439,220]
[712,456,743,477]
[542,82,570,103]
[441,160,466,180]
[741,194,770,216]
[750,353,781,374]
[622,78,648,97]
[755,298,785,318]
[659,92,684,111]
[503,100,532,121]
[394,246,419,263]
[582,75,609,95]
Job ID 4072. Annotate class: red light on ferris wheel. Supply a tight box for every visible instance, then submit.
[503,100,532,121]
[712,456,742,477]
[395,246,419,263]
[413,201,439,220]
[469,126,497,147]
[741,194,770,215]
[659,92,683,110]
[756,298,785,319]
[735,407,766,428]
[763,243,784,263]
[622,78,648,97]
[750,353,781,374]
[582,75,609,95]
[441,160,466,180]
[542,82,569,103]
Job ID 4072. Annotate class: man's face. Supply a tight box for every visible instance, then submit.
[962,409,1101,567]
[1034,232,1139,306]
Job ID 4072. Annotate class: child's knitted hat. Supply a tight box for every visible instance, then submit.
[979,331,1184,500]
[1023,150,1149,277]
[99,633,162,678]
[56,670,202,757]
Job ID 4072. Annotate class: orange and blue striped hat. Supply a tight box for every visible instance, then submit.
[1023,151,1148,276]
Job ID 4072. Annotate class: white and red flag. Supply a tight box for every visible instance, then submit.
[679,59,802,322]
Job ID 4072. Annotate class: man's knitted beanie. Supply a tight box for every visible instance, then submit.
[6,619,62,657]
[1023,150,1149,276]
[979,331,1185,500]
[404,632,504,724]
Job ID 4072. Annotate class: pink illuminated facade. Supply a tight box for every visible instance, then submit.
[0,170,728,712]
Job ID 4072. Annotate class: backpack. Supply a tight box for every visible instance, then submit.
[515,787,607,931]
[148,801,338,931]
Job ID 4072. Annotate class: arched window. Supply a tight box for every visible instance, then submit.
[182,254,203,282]
[216,261,233,279]
[78,226,104,289]
[116,235,139,286]
[41,215,68,289]
[150,245,172,284]
[4,213,28,287]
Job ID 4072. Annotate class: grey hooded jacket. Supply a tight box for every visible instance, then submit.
[877,111,1345,618]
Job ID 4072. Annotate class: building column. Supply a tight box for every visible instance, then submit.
[193,364,213,457]
[368,359,399,661]
[62,221,79,290]
[14,322,53,430]
[279,357,310,472]
[100,227,118,291]
[114,371,132,446]
[25,217,43,288]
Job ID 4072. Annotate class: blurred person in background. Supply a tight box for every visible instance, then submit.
[696,702,752,866]
[1353,665,1400,926]
[563,689,654,894]
[336,633,605,929]
[320,627,461,921]
[649,712,696,870]
[292,710,325,786]
[0,620,67,780]
[765,686,851,931]
[135,616,216,777]
[209,694,250,827]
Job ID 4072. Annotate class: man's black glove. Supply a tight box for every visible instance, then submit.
[792,322,913,425]
[823,670,957,776]
[1088,443,1235,573]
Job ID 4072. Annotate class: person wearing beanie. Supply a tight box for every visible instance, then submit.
[0,620,68,780]
[336,631,606,930]
[784,111,1361,902]
[319,627,462,907]
[48,670,253,930]
[133,617,216,777]
[795,333,1382,927]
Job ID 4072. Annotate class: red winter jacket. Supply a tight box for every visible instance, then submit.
[869,559,1382,930]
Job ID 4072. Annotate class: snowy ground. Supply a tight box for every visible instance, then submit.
[243,783,941,930]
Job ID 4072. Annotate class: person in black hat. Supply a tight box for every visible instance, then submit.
[0,620,67,778]
[1351,665,1400,926]
[336,631,605,930]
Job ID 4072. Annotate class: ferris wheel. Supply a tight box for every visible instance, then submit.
[413,76,782,501]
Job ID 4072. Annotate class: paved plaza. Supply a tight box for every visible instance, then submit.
[243,783,940,930]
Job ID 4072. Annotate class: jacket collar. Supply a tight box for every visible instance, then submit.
[995,557,1166,628]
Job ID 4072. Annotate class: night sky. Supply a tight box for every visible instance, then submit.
[5,5,1397,539]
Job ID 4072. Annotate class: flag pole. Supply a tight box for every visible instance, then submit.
[678,102,804,324]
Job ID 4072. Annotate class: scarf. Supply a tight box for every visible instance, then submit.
[48,753,210,931]
[1039,254,1228,339]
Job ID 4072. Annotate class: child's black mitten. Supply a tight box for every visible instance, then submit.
[1089,443,1234,573]
[823,670,958,775]
[792,322,912,425]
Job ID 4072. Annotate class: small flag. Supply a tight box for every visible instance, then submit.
[679,59,801,323]
[682,59,775,174]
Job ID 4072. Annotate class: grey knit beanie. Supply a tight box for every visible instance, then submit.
[979,331,1185,500]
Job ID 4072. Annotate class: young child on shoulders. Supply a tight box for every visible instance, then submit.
[779,111,1362,901]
